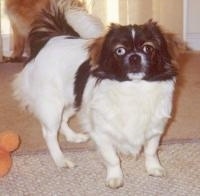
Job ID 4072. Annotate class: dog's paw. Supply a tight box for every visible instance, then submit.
[147,166,166,177]
[67,133,89,143]
[106,178,124,189]
[56,158,76,168]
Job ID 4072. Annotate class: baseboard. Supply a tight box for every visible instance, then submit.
[2,34,11,56]
[186,33,200,51]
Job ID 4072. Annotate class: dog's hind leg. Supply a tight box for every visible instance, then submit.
[7,21,26,62]
[60,107,89,143]
[38,102,75,168]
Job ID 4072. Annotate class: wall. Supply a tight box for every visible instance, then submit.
[126,0,153,24]
[152,0,183,38]
[90,0,183,38]
[185,0,200,50]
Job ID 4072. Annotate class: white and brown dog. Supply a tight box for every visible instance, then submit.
[13,6,180,188]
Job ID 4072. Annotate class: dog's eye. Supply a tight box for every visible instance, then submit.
[142,45,154,54]
[115,47,126,56]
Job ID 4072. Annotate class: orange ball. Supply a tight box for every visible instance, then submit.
[0,149,11,177]
[0,131,20,152]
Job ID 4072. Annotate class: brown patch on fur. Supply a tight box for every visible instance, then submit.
[29,5,79,60]
[88,37,105,70]
[146,19,185,69]
[164,32,186,69]
[5,0,84,61]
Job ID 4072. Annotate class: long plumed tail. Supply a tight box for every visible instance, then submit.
[29,5,79,59]
[29,0,104,60]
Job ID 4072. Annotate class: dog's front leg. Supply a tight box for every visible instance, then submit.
[94,134,123,189]
[144,135,166,177]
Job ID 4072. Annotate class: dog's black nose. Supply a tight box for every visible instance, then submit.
[129,54,141,65]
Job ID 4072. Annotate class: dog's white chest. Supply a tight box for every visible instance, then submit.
[79,78,175,154]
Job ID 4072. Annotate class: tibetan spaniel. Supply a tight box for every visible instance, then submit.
[13,6,181,189]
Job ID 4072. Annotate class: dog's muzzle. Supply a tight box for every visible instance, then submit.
[125,53,145,73]
[129,54,141,66]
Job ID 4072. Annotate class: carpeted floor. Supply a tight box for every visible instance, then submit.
[0,52,200,195]
[1,143,200,195]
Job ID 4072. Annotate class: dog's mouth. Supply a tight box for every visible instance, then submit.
[125,61,147,80]
[127,72,145,80]
[124,52,147,80]
[128,63,144,73]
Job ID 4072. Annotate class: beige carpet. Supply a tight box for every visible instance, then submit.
[0,52,200,154]
[1,143,200,195]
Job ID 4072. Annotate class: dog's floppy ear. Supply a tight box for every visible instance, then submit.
[88,23,121,68]
[89,37,105,69]
[146,19,185,67]
[164,32,186,62]
[109,23,121,29]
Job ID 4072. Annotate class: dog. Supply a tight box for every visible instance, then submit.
[13,6,180,188]
[5,0,103,61]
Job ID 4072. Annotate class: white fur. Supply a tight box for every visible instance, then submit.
[79,77,174,188]
[131,29,135,40]
[13,36,90,167]
[127,72,145,80]
[13,36,175,188]
[66,9,105,38]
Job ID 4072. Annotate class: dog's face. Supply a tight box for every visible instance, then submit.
[90,20,177,82]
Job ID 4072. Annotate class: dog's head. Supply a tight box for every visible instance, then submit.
[89,20,179,82]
